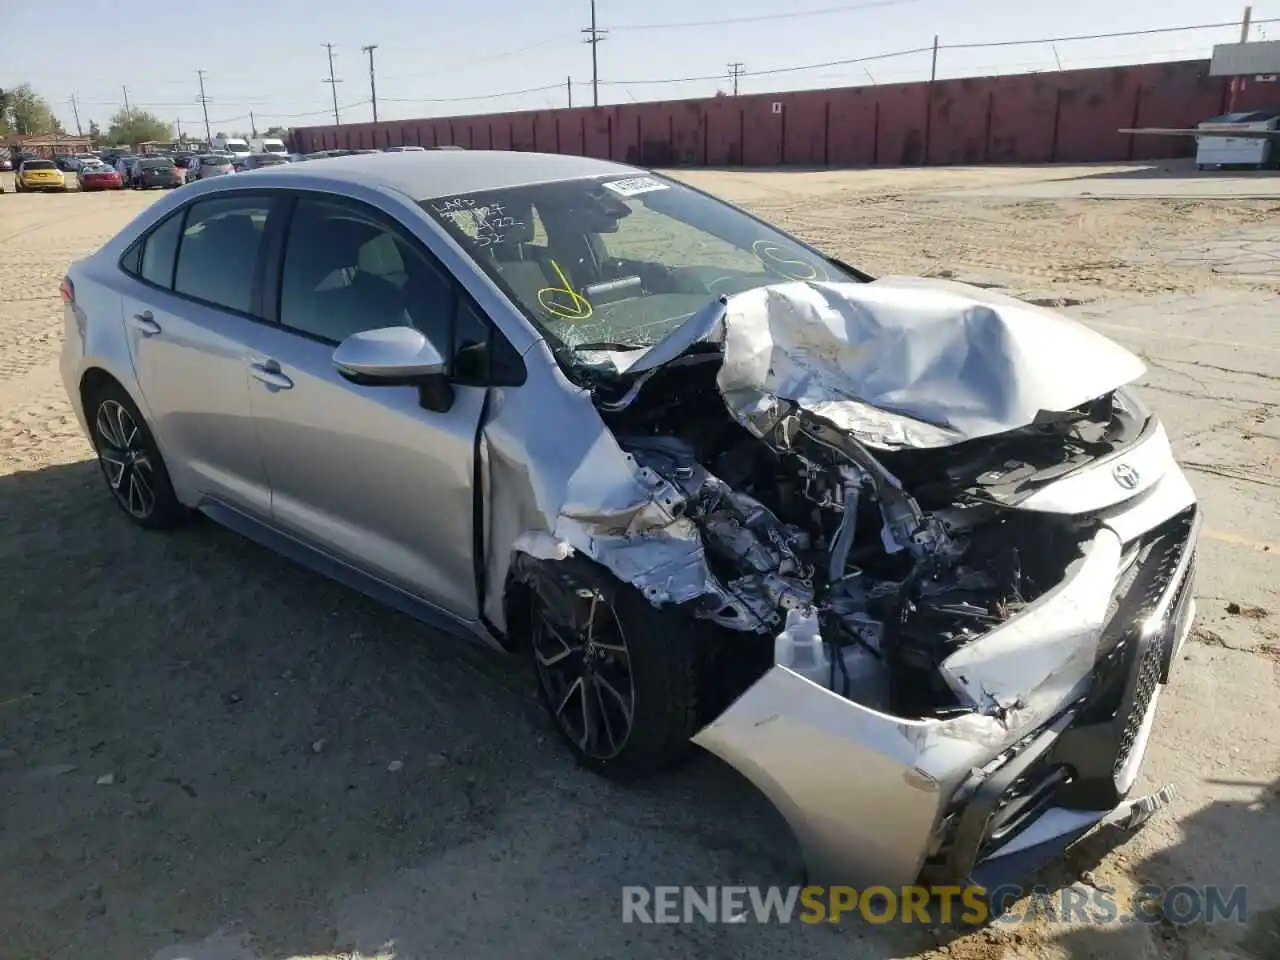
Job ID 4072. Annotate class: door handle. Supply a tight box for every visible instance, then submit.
[249,360,294,390]
[131,311,162,336]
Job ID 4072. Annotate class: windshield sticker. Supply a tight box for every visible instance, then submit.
[537,260,594,321]
[751,240,828,282]
[602,176,670,197]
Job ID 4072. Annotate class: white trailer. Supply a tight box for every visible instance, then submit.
[249,137,288,156]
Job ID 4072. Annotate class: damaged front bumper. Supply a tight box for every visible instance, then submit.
[693,497,1200,890]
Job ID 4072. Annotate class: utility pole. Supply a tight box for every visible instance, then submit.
[922,34,939,167]
[196,69,212,143]
[582,0,607,107]
[121,85,131,119]
[1227,6,1254,113]
[69,95,83,136]
[250,111,257,137]
[322,43,343,125]
[567,76,573,108]
[175,117,182,141]
[362,45,379,122]
[728,62,745,96]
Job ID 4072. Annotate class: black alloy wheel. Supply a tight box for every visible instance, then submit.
[88,384,185,529]
[531,588,637,763]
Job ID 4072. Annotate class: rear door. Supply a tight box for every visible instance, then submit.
[121,192,278,516]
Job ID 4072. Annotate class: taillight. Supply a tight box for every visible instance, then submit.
[60,277,75,304]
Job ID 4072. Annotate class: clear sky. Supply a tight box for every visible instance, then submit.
[1,0,1273,135]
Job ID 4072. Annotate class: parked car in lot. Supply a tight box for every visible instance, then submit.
[0,156,12,172]
[383,145,426,152]
[15,158,67,192]
[59,151,1201,892]
[77,161,124,191]
[238,152,289,171]
[188,154,235,180]
[114,155,140,183]
[131,157,183,189]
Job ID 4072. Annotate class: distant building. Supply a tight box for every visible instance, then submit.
[5,132,94,157]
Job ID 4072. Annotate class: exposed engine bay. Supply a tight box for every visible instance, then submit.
[595,351,1149,720]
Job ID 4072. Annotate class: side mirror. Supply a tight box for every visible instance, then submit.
[333,326,455,412]
[333,326,445,385]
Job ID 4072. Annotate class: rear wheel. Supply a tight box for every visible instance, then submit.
[86,381,185,529]
[518,557,703,780]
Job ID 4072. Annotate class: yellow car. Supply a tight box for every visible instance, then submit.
[15,159,67,192]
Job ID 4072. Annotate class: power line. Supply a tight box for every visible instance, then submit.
[379,34,573,82]
[583,0,607,107]
[322,43,342,125]
[938,19,1270,50]
[380,83,564,104]
[362,44,379,123]
[612,0,922,30]
[604,43,934,86]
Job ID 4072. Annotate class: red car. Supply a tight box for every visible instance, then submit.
[77,162,123,191]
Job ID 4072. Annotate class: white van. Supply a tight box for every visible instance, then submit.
[212,136,251,159]
[249,137,288,156]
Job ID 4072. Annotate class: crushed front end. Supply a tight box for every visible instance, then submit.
[571,280,1201,888]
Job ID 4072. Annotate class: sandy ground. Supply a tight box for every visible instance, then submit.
[1,162,1278,960]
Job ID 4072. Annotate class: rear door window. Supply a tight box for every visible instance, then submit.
[173,196,272,314]
[139,212,184,288]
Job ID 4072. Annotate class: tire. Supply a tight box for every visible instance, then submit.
[517,555,703,780]
[85,380,186,530]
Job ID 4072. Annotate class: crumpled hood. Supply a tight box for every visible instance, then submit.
[624,277,1147,450]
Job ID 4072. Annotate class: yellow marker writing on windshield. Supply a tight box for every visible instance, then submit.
[752,240,825,282]
[537,260,594,321]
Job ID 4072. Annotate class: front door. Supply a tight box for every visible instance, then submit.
[124,193,275,517]
[244,194,485,618]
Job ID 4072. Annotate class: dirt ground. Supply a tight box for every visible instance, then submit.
[1,163,1278,960]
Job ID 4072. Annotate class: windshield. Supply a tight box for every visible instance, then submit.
[421,173,858,359]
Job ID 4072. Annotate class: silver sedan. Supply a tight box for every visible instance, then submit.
[59,151,1199,891]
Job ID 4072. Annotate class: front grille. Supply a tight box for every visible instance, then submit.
[1102,508,1196,774]
[1114,629,1164,773]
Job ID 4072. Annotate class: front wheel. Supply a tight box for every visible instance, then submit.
[518,557,703,780]
[87,382,186,529]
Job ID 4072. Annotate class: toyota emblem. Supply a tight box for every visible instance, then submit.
[1112,463,1140,490]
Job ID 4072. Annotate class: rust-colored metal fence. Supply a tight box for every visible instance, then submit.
[292,60,1280,167]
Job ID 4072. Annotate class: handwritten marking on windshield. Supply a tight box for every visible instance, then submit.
[751,240,827,282]
[538,260,594,321]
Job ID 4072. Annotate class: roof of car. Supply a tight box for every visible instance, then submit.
[266,149,641,200]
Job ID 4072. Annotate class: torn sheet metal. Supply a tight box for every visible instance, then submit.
[627,278,1147,450]
[938,529,1121,729]
[692,666,1009,888]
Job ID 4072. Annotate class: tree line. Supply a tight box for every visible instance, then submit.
[2,82,183,146]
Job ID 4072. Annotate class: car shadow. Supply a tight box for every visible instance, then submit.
[0,459,941,960]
